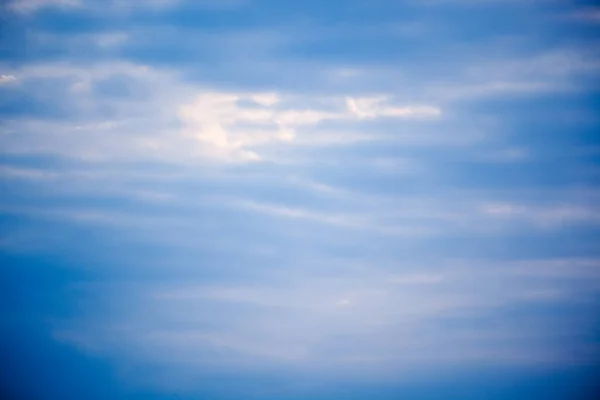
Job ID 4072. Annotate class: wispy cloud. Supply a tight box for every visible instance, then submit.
[179,92,441,161]
[6,0,81,13]
[1,61,443,163]
[53,254,600,383]
[5,0,194,13]
[1,0,599,398]
[567,7,600,24]
[480,202,600,228]
[0,74,17,84]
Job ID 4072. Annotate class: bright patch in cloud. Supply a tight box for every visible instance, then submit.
[179,92,441,161]
[0,74,17,84]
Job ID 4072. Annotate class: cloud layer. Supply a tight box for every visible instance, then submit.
[1,0,599,399]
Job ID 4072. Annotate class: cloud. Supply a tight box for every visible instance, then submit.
[480,202,600,228]
[95,32,130,48]
[421,47,600,102]
[0,74,17,84]
[52,255,600,384]
[5,0,188,13]
[179,92,441,161]
[428,81,569,101]
[568,7,600,23]
[1,61,443,163]
[0,165,58,180]
[346,96,441,119]
[6,0,80,13]
[466,49,600,80]
[388,274,444,285]
[1,2,599,397]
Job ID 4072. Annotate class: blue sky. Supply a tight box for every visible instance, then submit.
[1,0,600,399]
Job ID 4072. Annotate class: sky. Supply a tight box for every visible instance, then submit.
[1,0,600,399]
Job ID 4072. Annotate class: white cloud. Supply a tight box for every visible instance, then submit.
[428,81,570,101]
[105,0,246,12]
[0,165,58,180]
[480,202,600,228]
[251,92,280,106]
[346,96,441,119]
[9,61,155,81]
[1,61,443,163]
[179,92,441,161]
[0,74,17,84]
[388,274,444,285]
[95,32,129,48]
[7,0,80,13]
[5,0,189,13]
